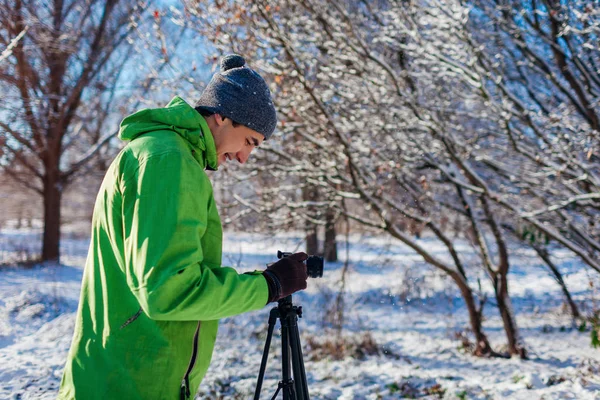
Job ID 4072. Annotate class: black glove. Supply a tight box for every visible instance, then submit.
[262,252,309,303]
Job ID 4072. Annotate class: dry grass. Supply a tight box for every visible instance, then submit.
[0,240,41,268]
[304,331,396,361]
[452,330,475,354]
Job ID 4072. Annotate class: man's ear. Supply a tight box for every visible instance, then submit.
[214,114,227,126]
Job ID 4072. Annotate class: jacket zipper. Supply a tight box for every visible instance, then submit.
[180,321,201,400]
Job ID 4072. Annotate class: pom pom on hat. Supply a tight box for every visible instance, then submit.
[221,54,246,71]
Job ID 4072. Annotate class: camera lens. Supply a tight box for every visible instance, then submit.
[306,255,324,278]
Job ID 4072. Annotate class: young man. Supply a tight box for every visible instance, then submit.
[58,54,309,399]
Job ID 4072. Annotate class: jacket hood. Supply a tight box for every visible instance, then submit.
[118,96,218,170]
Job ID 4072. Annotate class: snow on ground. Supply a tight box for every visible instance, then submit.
[0,229,599,399]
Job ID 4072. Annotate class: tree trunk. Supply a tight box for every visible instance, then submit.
[534,246,581,319]
[450,271,494,357]
[494,275,527,358]
[303,184,320,255]
[324,208,337,262]
[42,173,62,262]
[306,226,318,255]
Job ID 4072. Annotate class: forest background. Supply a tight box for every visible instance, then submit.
[1,0,600,397]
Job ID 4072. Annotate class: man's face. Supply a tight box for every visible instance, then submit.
[210,115,265,166]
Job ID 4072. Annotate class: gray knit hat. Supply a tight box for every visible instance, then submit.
[195,54,277,139]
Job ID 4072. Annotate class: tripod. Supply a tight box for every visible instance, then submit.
[253,294,310,400]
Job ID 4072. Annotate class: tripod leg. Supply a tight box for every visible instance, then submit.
[280,320,296,400]
[288,314,309,400]
[259,295,311,400]
[254,309,279,400]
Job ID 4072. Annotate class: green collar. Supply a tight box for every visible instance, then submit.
[165,96,218,171]
[195,113,218,171]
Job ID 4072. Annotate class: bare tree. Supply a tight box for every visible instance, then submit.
[460,0,600,273]
[183,0,500,356]
[183,0,599,357]
[0,0,148,261]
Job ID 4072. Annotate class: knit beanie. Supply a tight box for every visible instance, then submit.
[195,54,277,139]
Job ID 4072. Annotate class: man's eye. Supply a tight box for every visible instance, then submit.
[246,140,252,146]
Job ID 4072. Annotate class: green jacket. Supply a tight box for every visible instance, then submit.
[58,97,269,400]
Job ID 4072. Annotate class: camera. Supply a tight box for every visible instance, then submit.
[277,250,324,278]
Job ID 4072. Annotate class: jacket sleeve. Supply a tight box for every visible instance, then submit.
[121,150,269,321]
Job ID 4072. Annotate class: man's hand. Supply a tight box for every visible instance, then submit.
[262,252,309,303]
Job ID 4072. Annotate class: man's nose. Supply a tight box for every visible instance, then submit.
[236,148,251,164]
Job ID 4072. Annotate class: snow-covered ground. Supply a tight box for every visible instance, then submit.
[0,229,599,399]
